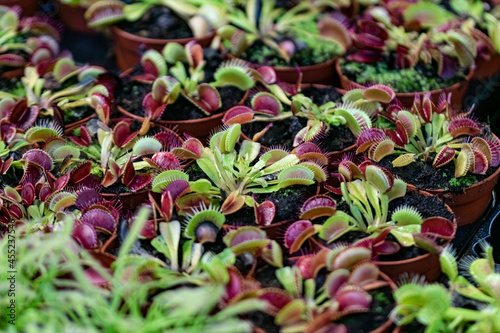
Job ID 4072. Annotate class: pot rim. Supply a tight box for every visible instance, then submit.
[224,47,338,72]
[335,59,475,96]
[311,188,456,267]
[406,163,500,195]
[112,25,215,45]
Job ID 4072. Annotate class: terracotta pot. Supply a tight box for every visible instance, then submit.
[3,0,38,16]
[335,60,474,110]
[112,26,215,71]
[226,52,338,85]
[56,0,94,34]
[117,105,226,142]
[407,166,500,227]
[472,54,500,80]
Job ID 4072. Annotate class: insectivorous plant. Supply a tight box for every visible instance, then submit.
[194,124,322,215]
[217,0,349,66]
[358,93,500,178]
[318,158,455,256]
[392,243,500,332]
[273,245,390,332]
[223,81,393,148]
[85,0,226,37]
[0,8,62,70]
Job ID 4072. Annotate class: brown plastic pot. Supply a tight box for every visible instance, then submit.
[112,26,215,71]
[55,0,94,34]
[226,52,338,85]
[472,54,500,80]
[335,60,474,110]
[407,165,500,227]
[3,0,38,16]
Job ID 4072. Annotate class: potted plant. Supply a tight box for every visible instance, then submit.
[357,92,500,225]
[84,0,227,69]
[115,41,269,139]
[392,243,500,332]
[0,59,113,132]
[448,0,500,79]
[336,5,475,109]
[217,0,350,84]
[224,83,394,160]
[307,159,456,281]
[0,8,62,77]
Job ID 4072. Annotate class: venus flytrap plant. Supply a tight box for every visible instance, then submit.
[0,8,62,70]
[320,159,455,256]
[358,93,500,178]
[217,0,347,66]
[195,124,318,215]
[392,244,500,332]
[274,246,389,333]
[85,0,226,37]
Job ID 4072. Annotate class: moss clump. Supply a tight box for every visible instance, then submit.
[448,174,478,188]
[341,61,466,92]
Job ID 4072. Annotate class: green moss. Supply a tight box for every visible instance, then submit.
[341,61,466,93]
[449,174,478,188]
[375,116,396,130]
[237,17,342,67]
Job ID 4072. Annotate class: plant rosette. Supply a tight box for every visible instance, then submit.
[336,60,474,111]
[304,160,457,281]
[85,1,225,70]
[357,92,500,226]
[217,0,351,84]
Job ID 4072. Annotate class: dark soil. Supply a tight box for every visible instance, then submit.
[300,85,342,105]
[388,190,454,221]
[241,85,351,151]
[225,206,256,227]
[100,182,131,195]
[241,116,308,150]
[253,184,318,222]
[64,106,94,124]
[184,163,208,182]
[337,286,394,333]
[320,125,356,152]
[398,321,425,333]
[0,167,23,188]
[202,48,226,83]
[378,155,497,192]
[247,311,280,333]
[116,6,193,40]
[0,77,23,94]
[114,76,151,115]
